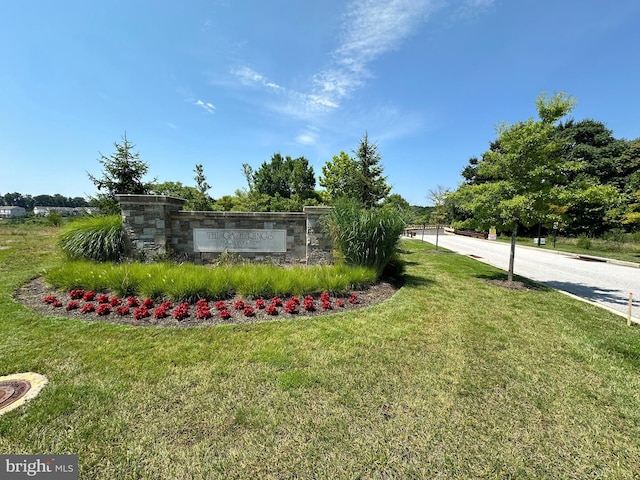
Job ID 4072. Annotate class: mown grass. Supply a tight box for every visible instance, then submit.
[502,234,640,264]
[44,261,378,302]
[2,224,640,478]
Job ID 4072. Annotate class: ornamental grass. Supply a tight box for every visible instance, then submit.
[58,215,127,262]
[45,261,377,302]
[323,199,406,274]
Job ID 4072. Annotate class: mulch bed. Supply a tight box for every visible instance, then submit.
[14,277,399,327]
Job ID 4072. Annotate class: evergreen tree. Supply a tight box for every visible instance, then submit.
[88,133,154,214]
[353,133,391,208]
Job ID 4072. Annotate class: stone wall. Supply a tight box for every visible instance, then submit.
[116,195,333,265]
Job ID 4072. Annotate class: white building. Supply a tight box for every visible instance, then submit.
[33,206,98,216]
[0,206,27,218]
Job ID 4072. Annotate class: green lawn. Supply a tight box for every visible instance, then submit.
[2,225,640,479]
[499,234,640,264]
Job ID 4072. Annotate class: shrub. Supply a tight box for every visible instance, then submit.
[59,215,127,262]
[576,234,592,250]
[323,199,405,275]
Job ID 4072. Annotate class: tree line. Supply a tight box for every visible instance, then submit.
[0,192,89,210]
[443,92,640,281]
[448,93,640,239]
[88,132,402,215]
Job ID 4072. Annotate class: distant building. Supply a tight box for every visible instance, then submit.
[33,206,99,216]
[0,206,27,218]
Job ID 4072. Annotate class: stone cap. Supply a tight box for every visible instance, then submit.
[177,210,305,218]
[115,194,187,206]
[303,206,333,214]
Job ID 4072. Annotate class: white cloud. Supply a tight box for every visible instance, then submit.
[195,99,216,114]
[231,66,282,90]
[225,0,491,121]
[308,0,438,108]
[296,133,317,145]
[295,126,321,145]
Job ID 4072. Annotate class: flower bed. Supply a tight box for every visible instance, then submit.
[17,277,397,327]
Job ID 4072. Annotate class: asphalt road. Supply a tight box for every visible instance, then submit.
[411,231,640,321]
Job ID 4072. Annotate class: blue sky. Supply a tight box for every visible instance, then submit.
[1,0,639,206]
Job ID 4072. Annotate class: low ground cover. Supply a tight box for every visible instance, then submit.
[2,225,640,478]
[498,233,640,264]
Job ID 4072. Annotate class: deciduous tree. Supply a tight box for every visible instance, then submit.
[452,92,577,281]
[320,133,391,207]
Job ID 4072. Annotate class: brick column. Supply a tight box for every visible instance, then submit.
[304,206,333,265]
[116,194,186,260]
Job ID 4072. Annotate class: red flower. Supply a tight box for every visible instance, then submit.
[271,297,283,307]
[196,300,212,319]
[133,306,150,320]
[303,295,316,312]
[265,303,278,315]
[142,298,155,308]
[153,305,170,319]
[214,300,227,311]
[243,306,255,317]
[233,299,245,310]
[110,296,122,307]
[83,291,95,302]
[116,305,130,316]
[336,299,345,307]
[69,289,85,300]
[127,296,140,307]
[255,298,266,309]
[97,294,110,304]
[291,295,301,306]
[285,299,298,314]
[219,309,231,319]
[321,299,333,310]
[66,301,80,311]
[96,304,111,316]
[43,295,57,304]
[348,294,358,304]
[52,301,63,308]
[82,303,96,314]
[172,302,190,320]
[320,291,331,302]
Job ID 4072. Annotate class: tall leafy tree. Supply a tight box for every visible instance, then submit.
[88,133,154,214]
[428,186,450,250]
[252,153,316,201]
[191,164,213,211]
[320,133,391,207]
[452,92,577,282]
[319,151,360,203]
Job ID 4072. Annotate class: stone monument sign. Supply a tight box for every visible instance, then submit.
[193,229,287,253]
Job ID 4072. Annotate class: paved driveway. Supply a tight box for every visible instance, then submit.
[411,232,640,322]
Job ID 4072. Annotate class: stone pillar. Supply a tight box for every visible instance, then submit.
[304,206,333,265]
[116,194,186,260]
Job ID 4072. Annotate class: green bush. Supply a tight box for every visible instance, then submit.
[576,234,591,250]
[323,200,406,275]
[59,215,127,262]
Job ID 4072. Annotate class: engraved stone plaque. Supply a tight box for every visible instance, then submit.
[194,229,287,253]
